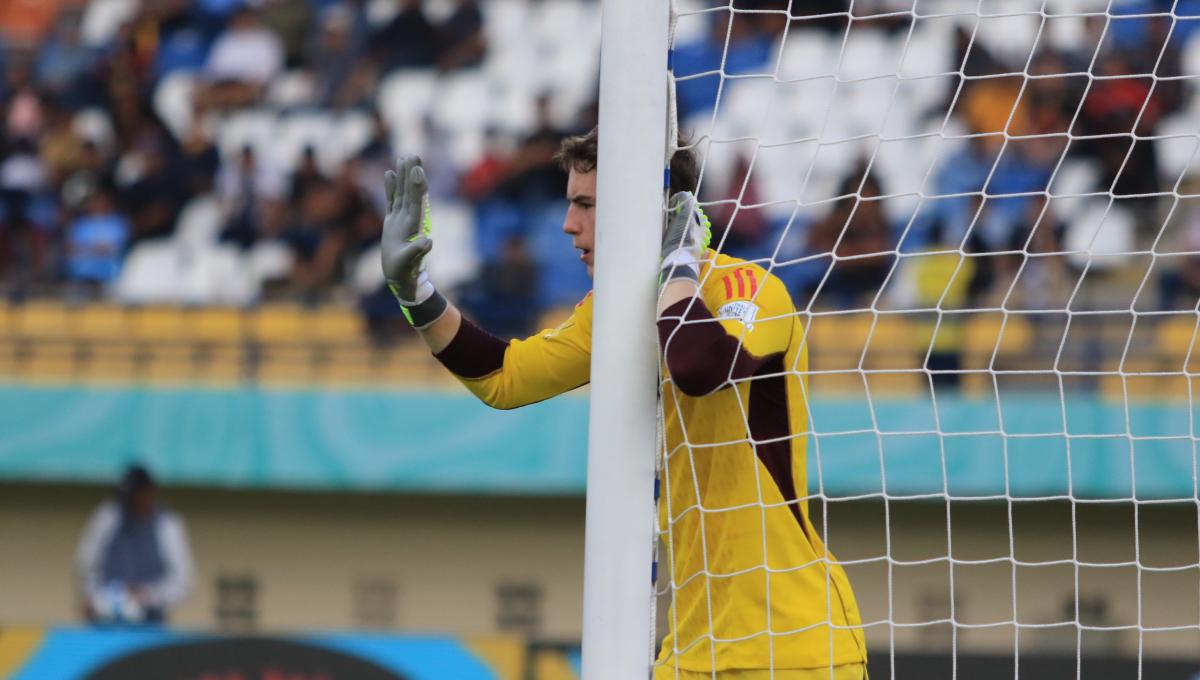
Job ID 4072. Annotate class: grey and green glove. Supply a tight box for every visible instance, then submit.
[381,156,447,329]
[660,191,712,285]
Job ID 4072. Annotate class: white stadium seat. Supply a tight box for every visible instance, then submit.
[777,30,839,82]
[274,113,329,171]
[432,71,491,134]
[113,241,184,305]
[425,200,480,290]
[324,110,374,166]
[482,0,530,52]
[898,20,955,80]
[179,245,258,306]
[80,0,137,48]
[73,108,117,154]
[838,29,903,82]
[216,109,277,163]
[115,240,260,306]
[174,195,226,252]
[266,70,317,109]
[247,241,295,287]
[973,13,1041,69]
[351,244,386,296]
[377,70,439,132]
[1154,114,1200,187]
[489,77,537,136]
[153,72,197,140]
[1064,199,1135,271]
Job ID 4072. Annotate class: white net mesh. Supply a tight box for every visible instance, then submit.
[654,1,1200,677]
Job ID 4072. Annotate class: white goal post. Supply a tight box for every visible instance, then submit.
[582,0,670,678]
[585,0,1200,678]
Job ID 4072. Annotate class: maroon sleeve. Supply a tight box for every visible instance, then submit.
[434,317,508,379]
[656,299,779,397]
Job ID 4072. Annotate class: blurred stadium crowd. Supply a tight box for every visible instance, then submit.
[0,0,1197,344]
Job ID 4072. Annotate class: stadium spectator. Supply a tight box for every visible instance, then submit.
[65,186,130,293]
[177,119,221,195]
[311,3,372,109]
[76,464,195,626]
[371,0,441,72]
[39,102,89,186]
[805,166,895,309]
[258,0,314,69]
[0,136,52,290]
[459,234,539,339]
[286,159,375,297]
[493,94,571,206]
[1159,210,1200,311]
[885,219,975,388]
[704,153,772,260]
[35,9,95,105]
[0,137,47,234]
[218,144,286,248]
[118,130,188,244]
[289,146,325,203]
[420,116,461,200]
[142,0,212,81]
[3,62,44,141]
[460,127,514,202]
[436,0,487,72]
[0,0,1192,316]
[1077,51,1162,203]
[200,5,284,110]
[0,0,65,48]
[1004,195,1070,312]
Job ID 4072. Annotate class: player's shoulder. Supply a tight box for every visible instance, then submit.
[572,290,594,322]
[701,252,788,304]
[541,290,593,339]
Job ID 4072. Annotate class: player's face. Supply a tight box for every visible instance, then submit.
[563,169,597,277]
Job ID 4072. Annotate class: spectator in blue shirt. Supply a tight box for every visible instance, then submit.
[66,188,129,285]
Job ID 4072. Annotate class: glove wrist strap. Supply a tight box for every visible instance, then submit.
[389,283,449,330]
[661,263,700,284]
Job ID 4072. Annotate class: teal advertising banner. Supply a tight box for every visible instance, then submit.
[0,384,1195,499]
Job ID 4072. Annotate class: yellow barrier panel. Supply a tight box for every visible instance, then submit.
[0,626,43,679]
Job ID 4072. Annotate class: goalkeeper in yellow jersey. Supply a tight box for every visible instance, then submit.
[381,129,867,679]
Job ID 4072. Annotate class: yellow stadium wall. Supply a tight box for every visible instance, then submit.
[0,484,1196,660]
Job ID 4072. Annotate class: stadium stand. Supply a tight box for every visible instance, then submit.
[0,0,1196,389]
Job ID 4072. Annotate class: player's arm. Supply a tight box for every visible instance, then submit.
[381,157,590,409]
[434,297,592,409]
[656,193,792,396]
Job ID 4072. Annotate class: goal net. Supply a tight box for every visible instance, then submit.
[654,0,1200,677]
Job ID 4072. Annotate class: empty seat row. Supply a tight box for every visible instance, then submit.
[0,303,366,345]
[0,337,452,387]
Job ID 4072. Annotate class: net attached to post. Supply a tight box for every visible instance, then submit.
[653,1,1200,677]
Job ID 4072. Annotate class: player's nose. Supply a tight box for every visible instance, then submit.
[562,212,580,235]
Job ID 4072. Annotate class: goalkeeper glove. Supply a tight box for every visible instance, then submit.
[381,156,447,329]
[660,191,712,285]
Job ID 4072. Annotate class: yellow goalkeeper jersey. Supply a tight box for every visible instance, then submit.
[435,251,866,673]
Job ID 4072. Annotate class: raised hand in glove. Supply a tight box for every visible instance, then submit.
[381,156,447,328]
